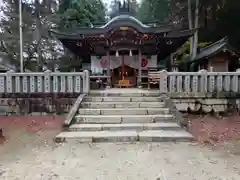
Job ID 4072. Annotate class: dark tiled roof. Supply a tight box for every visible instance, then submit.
[194,37,240,61]
[50,15,175,37]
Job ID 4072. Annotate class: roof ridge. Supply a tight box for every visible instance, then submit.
[200,36,228,52]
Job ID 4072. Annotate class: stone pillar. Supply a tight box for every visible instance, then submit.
[138,49,142,88]
[210,66,213,72]
[106,51,111,88]
[159,70,168,93]
[83,70,90,93]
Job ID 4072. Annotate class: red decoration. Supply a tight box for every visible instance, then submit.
[141,58,148,67]
[100,59,107,67]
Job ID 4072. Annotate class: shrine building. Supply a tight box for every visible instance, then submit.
[51,1,195,88]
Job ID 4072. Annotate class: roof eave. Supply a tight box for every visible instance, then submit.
[164,29,195,38]
[225,44,240,57]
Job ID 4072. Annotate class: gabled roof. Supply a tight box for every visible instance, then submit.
[50,15,174,37]
[195,37,240,61]
[102,15,150,28]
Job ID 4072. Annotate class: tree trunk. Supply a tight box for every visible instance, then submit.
[188,0,193,58]
[204,6,208,29]
[35,0,41,71]
[192,0,199,60]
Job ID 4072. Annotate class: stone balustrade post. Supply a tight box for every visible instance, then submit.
[83,70,90,93]
[6,70,14,93]
[44,70,51,93]
[199,69,208,93]
[159,70,168,93]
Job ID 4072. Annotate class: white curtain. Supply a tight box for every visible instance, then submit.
[91,55,157,72]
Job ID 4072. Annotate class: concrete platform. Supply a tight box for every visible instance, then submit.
[138,130,194,142]
[80,102,166,108]
[84,96,165,102]
[75,114,175,124]
[88,88,164,97]
[68,122,181,131]
[55,130,194,143]
[78,108,170,115]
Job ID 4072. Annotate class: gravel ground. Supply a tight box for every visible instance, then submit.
[1,115,240,180]
[1,139,240,180]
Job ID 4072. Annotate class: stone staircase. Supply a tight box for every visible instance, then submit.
[56,90,194,143]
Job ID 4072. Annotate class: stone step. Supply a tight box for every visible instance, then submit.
[78,108,170,115]
[80,102,165,108]
[68,122,181,131]
[55,130,194,143]
[75,114,175,124]
[84,96,164,102]
[88,92,162,97]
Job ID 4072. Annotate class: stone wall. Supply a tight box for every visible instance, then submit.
[0,93,79,115]
[170,92,240,113]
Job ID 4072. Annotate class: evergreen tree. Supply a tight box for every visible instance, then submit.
[0,0,59,71]
[0,0,36,70]
[52,0,106,71]
[56,0,106,29]
[137,0,170,23]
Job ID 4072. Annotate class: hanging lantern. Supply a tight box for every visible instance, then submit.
[129,50,133,56]
[116,50,119,57]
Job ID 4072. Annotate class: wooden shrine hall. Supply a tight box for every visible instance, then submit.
[51,0,195,89]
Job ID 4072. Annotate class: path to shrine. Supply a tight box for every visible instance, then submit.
[1,131,240,180]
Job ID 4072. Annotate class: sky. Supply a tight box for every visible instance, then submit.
[103,0,141,6]
[103,0,141,13]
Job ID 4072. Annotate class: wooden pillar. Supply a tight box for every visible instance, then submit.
[138,49,142,88]
[122,55,125,80]
[0,129,3,138]
[106,51,111,88]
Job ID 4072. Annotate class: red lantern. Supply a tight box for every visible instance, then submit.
[141,58,148,67]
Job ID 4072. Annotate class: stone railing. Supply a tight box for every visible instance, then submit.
[0,70,90,94]
[159,70,240,95]
[0,70,90,115]
[158,70,240,113]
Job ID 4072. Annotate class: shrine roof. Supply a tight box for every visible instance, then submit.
[49,14,195,57]
[102,15,150,28]
[194,37,240,61]
[50,15,192,38]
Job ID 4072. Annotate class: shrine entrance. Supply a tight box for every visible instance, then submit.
[112,59,137,88]
[51,1,195,89]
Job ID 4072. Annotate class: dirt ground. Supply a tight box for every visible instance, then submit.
[0,115,240,179]
[186,113,240,145]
